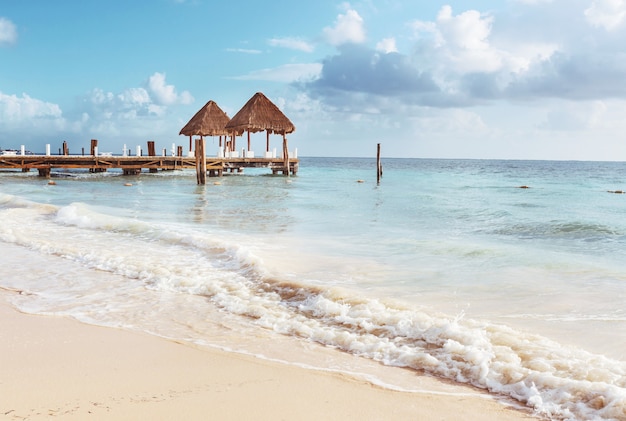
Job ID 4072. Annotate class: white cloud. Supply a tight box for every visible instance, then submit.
[283,92,324,114]
[437,6,491,51]
[231,63,322,83]
[0,17,17,46]
[118,87,151,106]
[226,48,262,54]
[147,72,194,105]
[412,20,438,39]
[70,73,193,141]
[0,92,69,148]
[433,6,503,73]
[0,73,191,152]
[268,37,314,53]
[78,85,179,142]
[87,87,161,118]
[0,92,63,122]
[408,5,559,81]
[375,37,397,53]
[585,0,626,31]
[323,8,366,46]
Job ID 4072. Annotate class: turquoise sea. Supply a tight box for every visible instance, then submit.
[1,157,626,420]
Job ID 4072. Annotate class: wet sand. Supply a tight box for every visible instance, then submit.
[0,295,538,420]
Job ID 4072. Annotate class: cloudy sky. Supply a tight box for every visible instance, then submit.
[2,0,626,160]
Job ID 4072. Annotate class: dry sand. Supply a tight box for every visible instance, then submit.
[0,294,539,421]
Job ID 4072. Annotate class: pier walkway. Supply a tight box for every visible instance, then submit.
[0,154,299,177]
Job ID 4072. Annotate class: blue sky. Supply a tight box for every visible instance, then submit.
[2,0,626,160]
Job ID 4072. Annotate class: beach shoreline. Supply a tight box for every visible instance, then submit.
[0,292,538,421]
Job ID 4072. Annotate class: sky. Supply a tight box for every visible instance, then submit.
[2,0,626,160]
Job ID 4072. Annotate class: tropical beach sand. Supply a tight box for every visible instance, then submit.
[0,294,538,421]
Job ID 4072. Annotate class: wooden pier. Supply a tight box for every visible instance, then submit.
[1,92,302,184]
[0,154,299,178]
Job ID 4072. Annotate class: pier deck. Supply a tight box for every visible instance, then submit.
[0,154,299,177]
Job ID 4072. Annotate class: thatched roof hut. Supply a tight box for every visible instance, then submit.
[180,100,231,137]
[179,100,233,152]
[225,92,295,153]
[226,92,295,135]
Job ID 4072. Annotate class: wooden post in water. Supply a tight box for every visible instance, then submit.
[195,138,206,185]
[376,143,382,184]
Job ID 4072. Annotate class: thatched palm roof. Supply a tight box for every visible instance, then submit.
[225,92,295,135]
[179,100,231,137]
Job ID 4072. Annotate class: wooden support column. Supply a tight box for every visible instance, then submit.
[62,141,69,155]
[195,138,200,184]
[147,141,157,173]
[89,139,98,173]
[177,146,183,157]
[283,135,289,176]
[201,138,207,184]
[195,138,206,185]
[266,131,270,152]
[247,130,251,152]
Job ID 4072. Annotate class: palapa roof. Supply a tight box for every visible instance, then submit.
[179,100,231,137]
[225,92,295,135]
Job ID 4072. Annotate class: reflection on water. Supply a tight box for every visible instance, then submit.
[188,174,296,233]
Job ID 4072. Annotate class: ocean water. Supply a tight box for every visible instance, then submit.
[1,157,626,420]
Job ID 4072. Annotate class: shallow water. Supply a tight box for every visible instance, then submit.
[1,157,626,420]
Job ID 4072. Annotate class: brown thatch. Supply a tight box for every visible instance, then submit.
[225,92,295,135]
[179,100,231,137]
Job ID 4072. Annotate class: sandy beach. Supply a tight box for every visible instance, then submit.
[0,292,538,421]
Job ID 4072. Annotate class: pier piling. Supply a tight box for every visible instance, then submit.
[377,143,382,184]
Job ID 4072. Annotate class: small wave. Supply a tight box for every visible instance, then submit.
[191,277,626,421]
[0,192,56,212]
[493,220,622,242]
